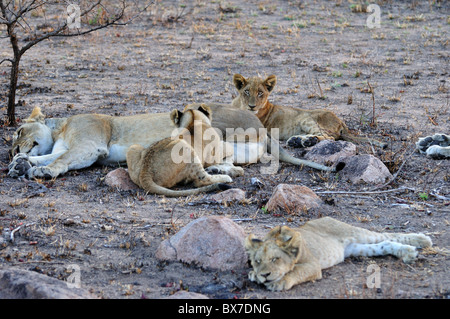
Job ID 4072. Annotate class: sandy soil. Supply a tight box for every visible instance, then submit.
[0,0,448,299]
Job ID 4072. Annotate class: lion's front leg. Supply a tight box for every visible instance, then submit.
[265,262,322,291]
[29,144,109,179]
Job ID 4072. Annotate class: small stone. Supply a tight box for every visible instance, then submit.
[266,184,322,214]
[210,188,246,203]
[104,168,139,191]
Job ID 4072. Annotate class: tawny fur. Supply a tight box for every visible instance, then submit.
[231,74,387,148]
[185,103,340,172]
[245,217,432,291]
[126,106,237,197]
[8,106,242,179]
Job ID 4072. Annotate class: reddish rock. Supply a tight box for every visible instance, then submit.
[104,168,139,191]
[266,184,322,214]
[210,188,246,203]
[155,216,247,271]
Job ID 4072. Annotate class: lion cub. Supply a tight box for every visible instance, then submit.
[126,106,237,197]
[245,217,432,291]
[232,74,387,149]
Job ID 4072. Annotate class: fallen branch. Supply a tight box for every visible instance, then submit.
[315,187,410,196]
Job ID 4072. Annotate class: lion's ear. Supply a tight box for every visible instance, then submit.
[233,74,247,90]
[25,107,45,124]
[170,109,183,126]
[263,75,277,93]
[274,226,301,258]
[198,104,212,121]
[245,234,263,251]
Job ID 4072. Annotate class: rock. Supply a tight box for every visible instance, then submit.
[104,168,139,191]
[210,188,246,203]
[250,177,264,189]
[340,155,393,184]
[266,184,322,214]
[305,140,356,165]
[0,268,97,299]
[165,290,209,299]
[155,216,247,271]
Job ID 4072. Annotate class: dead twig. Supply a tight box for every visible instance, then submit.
[315,187,411,196]
[10,222,36,242]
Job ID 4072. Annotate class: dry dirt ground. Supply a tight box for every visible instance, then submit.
[0,1,448,299]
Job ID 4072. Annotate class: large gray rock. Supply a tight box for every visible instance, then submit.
[0,268,97,299]
[155,216,247,271]
[266,184,322,214]
[340,155,393,184]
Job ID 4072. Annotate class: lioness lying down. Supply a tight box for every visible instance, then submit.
[8,106,243,179]
[245,217,432,291]
[126,106,238,196]
[232,74,387,149]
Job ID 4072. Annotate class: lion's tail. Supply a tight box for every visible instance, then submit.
[140,177,231,197]
[267,135,345,172]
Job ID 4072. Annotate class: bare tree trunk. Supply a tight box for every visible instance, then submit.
[7,32,21,126]
[5,16,21,126]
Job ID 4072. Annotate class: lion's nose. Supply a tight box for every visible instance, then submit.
[260,272,271,279]
[248,104,256,110]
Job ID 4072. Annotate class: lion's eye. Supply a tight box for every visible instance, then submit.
[271,257,279,263]
[255,259,261,264]
[258,91,264,97]
[244,89,250,96]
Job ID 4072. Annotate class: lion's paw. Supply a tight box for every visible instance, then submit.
[265,279,289,292]
[416,134,450,159]
[287,135,320,148]
[205,165,244,178]
[399,246,418,264]
[28,166,56,179]
[8,153,32,178]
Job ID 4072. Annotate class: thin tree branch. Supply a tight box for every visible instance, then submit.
[0,58,13,65]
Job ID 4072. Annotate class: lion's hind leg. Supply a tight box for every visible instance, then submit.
[29,144,109,179]
[344,231,432,264]
[344,241,420,263]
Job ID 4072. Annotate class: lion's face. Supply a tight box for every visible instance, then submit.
[245,226,302,287]
[233,74,277,113]
[11,122,53,157]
